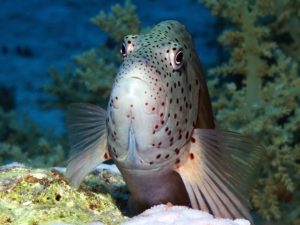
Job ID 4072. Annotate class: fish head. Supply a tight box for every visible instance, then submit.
[107,20,201,170]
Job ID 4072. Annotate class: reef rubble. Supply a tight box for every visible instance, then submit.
[0,163,251,225]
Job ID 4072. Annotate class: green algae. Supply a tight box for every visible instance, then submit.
[0,166,126,225]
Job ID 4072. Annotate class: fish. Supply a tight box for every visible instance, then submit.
[65,20,262,221]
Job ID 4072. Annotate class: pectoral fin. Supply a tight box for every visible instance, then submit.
[174,129,262,221]
[65,103,110,188]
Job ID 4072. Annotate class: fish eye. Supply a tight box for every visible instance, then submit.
[120,42,127,57]
[175,51,184,65]
[171,49,184,70]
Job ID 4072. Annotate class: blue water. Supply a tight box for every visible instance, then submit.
[0,0,220,135]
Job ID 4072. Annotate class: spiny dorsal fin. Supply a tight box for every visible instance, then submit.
[65,103,110,188]
[195,60,215,129]
[175,129,263,222]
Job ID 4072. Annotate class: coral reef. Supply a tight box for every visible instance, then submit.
[269,0,300,63]
[6,0,298,223]
[1,164,253,225]
[0,164,126,225]
[201,0,300,224]
[45,0,141,109]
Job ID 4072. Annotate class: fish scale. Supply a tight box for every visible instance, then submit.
[66,20,263,223]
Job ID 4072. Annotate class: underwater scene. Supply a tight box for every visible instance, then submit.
[0,0,299,224]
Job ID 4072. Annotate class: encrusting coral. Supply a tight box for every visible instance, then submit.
[0,164,126,225]
[0,164,253,225]
[201,0,300,223]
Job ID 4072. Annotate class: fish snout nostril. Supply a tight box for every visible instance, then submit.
[130,76,146,83]
[130,76,142,80]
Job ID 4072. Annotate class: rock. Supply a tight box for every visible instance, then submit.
[0,164,251,225]
[0,165,126,225]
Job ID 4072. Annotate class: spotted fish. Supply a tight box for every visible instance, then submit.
[66,20,261,221]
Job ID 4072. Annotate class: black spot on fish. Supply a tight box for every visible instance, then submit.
[170,137,174,143]
[186,131,189,139]
[190,153,194,160]
[191,137,196,143]
[178,134,182,140]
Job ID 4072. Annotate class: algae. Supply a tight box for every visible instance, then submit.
[0,165,126,225]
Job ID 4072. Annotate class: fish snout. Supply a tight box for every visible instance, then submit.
[110,75,165,116]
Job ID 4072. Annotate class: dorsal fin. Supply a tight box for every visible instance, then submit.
[195,60,215,129]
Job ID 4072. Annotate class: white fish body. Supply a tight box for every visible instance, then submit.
[66,21,262,222]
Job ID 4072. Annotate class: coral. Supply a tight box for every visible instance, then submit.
[0,107,66,167]
[45,0,141,109]
[269,0,300,63]
[90,0,140,43]
[0,165,126,225]
[85,166,129,205]
[45,47,118,108]
[201,0,300,223]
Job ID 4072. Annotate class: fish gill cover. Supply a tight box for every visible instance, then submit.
[0,0,299,224]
